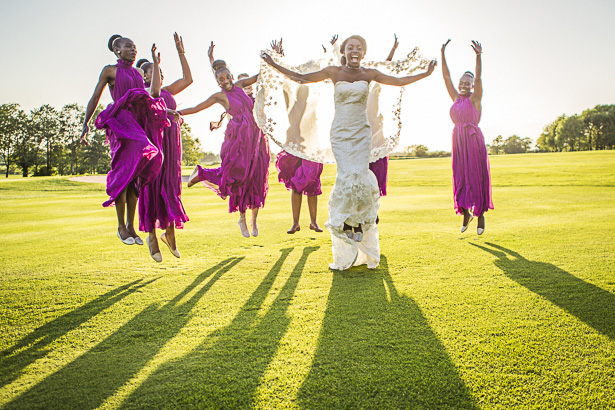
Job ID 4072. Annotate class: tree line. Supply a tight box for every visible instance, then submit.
[488,104,615,155]
[0,103,205,178]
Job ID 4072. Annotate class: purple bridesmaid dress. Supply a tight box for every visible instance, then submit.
[276,151,323,196]
[195,86,270,213]
[139,88,189,232]
[95,59,168,207]
[450,94,493,216]
[369,156,388,197]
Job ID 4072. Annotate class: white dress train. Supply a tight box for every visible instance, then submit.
[325,80,380,270]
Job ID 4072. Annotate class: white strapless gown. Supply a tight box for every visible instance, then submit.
[325,81,380,270]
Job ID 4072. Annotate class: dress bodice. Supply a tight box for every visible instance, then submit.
[450,94,481,126]
[223,86,254,121]
[334,80,369,107]
[160,89,176,110]
[111,59,145,101]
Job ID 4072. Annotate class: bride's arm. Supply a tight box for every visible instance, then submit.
[262,53,333,83]
[372,60,437,86]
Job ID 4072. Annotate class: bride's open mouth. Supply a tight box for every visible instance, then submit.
[350,54,360,63]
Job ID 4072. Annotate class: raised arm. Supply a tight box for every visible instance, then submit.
[150,44,162,98]
[235,74,259,88]
[262,53,332,83]
[386,34,398,61]
[207,41,217,80]
[80,65,114,145]
[177,92,225,116]
[372,60,437,86]
[164,33,193,95]
[441,39,458,102]
[470,40,482,110]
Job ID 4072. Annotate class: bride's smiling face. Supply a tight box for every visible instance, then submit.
[344,39,365,67]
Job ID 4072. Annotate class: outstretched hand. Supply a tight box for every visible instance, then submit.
[441,39,451,53]
[261,52,275,66]
[80,125,90,146]
[426,60,438,75]
[392,33,399,50]
[167,109,181,122]
[330,34,338,45]
[151,44,160,64]
[208,41,215,61]
[471,40,482,55]
[270,38,284,56]
[174,32,185,54]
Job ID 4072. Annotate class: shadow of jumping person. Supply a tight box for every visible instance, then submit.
[470,242,615,340]
[297,256,478,409]
[3,257,243,410]
[0,278,158,389]
[116,247,318,409]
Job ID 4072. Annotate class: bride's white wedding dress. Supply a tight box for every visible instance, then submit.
[326,80,380,270]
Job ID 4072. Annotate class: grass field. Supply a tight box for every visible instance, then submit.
[1,151,614,409]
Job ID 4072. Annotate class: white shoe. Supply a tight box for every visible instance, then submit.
[460,216,474,233]
[133,235,144,245]
[145,236,162,262]
[477,216,485,235]
[251,221,259,237]
[160,233,180,258]
[186,166,199,188]
[238,217,250,238]
[117,230,135,245]
[353,232,363,242]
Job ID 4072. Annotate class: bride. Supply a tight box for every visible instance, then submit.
[262,35,436,270]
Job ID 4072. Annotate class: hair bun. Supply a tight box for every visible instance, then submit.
[212,59,227,71]
[137,58,150,69]
[108,34,123,52]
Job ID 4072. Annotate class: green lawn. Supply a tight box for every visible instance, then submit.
[1,151,614,409]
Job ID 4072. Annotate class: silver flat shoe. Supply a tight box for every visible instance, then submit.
[460,216,474,233]
[160,233,180,258]
[117,230,135,245]
[145,236,162,262]
[186,166,199,188]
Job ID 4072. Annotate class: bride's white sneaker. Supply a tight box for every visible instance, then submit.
[353,232,363,242]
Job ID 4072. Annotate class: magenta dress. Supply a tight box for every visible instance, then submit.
[95,59,168,207]
[139,88,189,232]
[450,94,493,216]
[195,86,270,213]
[276,151,323,196]
[369,156,388,197]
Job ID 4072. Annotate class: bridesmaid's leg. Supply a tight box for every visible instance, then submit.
[165,225,176,250]
[288,190,302,233]
[126,184,141,243]
[307,195,322,232]
[238,212,250,238]
[115,188,131,241]
[251,208,259,237]
[477,213,485,235]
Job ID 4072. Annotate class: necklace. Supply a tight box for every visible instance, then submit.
[345,65,360,70]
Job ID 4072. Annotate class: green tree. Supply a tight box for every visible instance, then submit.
[0,103,25,177]
[555,115,585,151]
[502,135,526,154]
[30,105,59,175]
[489,135,503,155]
[181,122,204,166]
[82,105,110,174]
[58,104,85,175]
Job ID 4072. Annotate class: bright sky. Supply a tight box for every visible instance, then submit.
[1,0,613,153]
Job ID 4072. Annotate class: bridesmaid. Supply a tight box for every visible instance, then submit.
[80,35,167,246]
[441,39,493,234]
[368,34,400,199]
[181,59,270,238]
[137,33,192,261]
[269,38,324,234]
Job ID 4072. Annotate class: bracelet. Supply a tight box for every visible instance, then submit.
[178,52,185,55]
[177,110,183,115]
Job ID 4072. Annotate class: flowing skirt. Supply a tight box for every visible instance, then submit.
[276,151,323,196]
[369,156,389,197]
[95,89,168,207]
[139,117,189,232]
[196,116,270,213]
[451,124,494,216]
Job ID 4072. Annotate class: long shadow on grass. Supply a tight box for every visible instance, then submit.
[2,257,242,410]
[471,242,615,340]
[0,278,158,389]
[298,255,478,409]
[116,246,317,409]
